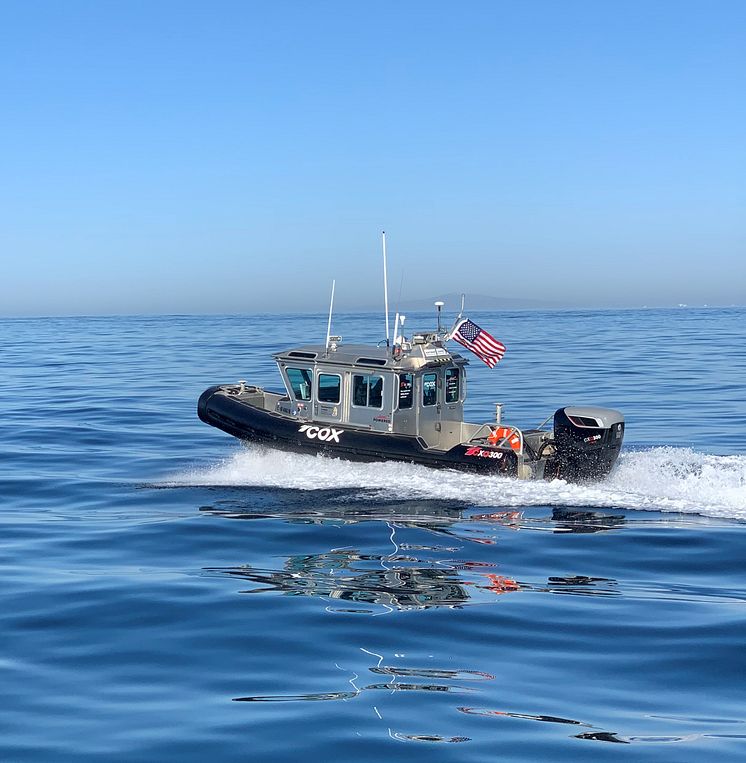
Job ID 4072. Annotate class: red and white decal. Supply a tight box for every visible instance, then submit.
[464,446,503,460]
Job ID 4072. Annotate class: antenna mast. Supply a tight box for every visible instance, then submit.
[382,231,390,347]
[325,279,336,352]
[435,300,444,335]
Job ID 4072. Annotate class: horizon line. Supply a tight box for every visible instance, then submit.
[2,303,744,320]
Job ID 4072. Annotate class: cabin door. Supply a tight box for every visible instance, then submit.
[417,370,442,448]
[314,371,343,423]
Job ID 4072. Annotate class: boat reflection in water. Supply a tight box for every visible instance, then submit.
[234,646,494,716]
[210,497,640,744]
[208,548,619,611]
[202,497,473,530]
[200,497,628,535]
[207,547,512,611]
[550,508,626,533]
[202,498,627,611]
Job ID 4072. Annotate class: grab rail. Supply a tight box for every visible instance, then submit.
[468,423,524,454]
[467,423,495,442]
[492,426,524,454]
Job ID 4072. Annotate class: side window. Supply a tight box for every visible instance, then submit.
[369,376,383,408]
[287,367,313,400]
[352,374,384,408]
[422,372,437,406]
[398,373,413,409]
[445,368,460,403]
[317,373,341,404]
[353,375,368,406]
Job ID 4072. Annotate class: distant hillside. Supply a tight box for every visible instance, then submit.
[397,292,558,312]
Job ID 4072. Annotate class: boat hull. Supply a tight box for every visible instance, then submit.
[198,387,624,481]
[198,386,519,475]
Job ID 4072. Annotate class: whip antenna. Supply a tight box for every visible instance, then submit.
[382,231,390,347]
[325,279,336,352]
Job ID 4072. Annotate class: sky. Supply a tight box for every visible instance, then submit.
[1,0,744,316]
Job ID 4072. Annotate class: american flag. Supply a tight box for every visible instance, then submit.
[450,318,506,368]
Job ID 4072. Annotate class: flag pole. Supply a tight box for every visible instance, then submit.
[445,293,466,340]
[457,293,465,322]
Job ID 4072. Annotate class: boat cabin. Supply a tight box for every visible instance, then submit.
[273,335,470,450]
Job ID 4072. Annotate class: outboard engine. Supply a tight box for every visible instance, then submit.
[551,406,624,481]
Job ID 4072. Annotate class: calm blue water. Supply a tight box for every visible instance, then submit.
[2,308,745,762]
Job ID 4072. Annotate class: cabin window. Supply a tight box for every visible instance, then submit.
[352,374,384,408]
[286,368,313,400]
[445,368,460,403]
[317,373,341,404]
[398,373,414,409]
[422,372,437,406]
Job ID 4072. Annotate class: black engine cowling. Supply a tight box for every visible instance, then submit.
[551,406,624,481]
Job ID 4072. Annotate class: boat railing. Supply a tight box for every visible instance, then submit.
[532,413,554,432]
[466,423,524,454]
[466,423,495,442]
[496,426,524,454]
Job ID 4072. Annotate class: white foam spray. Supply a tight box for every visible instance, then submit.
[166,446,746,520]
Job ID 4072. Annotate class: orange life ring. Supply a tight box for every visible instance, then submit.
[488,426,521,451]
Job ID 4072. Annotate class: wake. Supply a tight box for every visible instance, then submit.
[166,446,746,520]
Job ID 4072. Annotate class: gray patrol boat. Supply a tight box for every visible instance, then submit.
[198,314,624,482]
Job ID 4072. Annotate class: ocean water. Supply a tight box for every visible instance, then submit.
[2,307,745,762]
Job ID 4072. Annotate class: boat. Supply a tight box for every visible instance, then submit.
[198,305,624,482]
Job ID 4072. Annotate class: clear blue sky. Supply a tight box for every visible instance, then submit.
[1,0,744,315]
